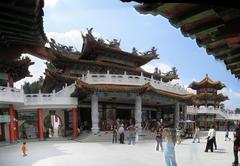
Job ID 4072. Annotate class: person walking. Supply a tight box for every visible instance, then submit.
[176,126,182,144]
[163,128,177,166]
[192,124,200,143]
[156,127,163,151]
[225,129,231,141]
[21,142,27,157]
[128,124,136,145]
[233,122,240,165]
[112,125,118,144]
[118,124,125,144]
[205,125,215,152]
[212,125,217,150]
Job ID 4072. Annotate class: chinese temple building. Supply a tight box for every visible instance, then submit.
[42,29,193,133]
[0,28,194,143]
[187,74,229,130]
[189,74,228,108]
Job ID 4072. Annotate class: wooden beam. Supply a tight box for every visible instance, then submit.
[232,68,240,72]
[206,44,229,55]
[170,6,215,27]
[187,19,224,37]
[226,60,240,67]
[222,53,240,61]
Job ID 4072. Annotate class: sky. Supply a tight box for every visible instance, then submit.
[16,0,240,110]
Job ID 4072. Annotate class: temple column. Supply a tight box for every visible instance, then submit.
[91,93,99,133]
[72,107,78,138]
[135,95,142,130]
[37,108,44,141]
[8,104,15,143]
[183,104,187,121]
[204,114,208,130]
[174,102,180,128]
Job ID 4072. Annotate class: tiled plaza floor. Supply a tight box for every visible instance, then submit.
[0,132,234,166]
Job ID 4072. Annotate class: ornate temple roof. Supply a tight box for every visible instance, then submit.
[195,93,229,101]
[80,28,159,67]
[0,0,47,50]
[189,74,226,90]
[44,39,178,82]
[120,2,240,79]
[72,79,194,101]
[0,57,34,82]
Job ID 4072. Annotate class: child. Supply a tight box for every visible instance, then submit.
[22,142,27,157]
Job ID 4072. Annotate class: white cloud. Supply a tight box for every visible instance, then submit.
[141,63,172,73]
[44,0,60,8]
[46,30,103,51]
[15,54,47,89]
[46,30,83,50]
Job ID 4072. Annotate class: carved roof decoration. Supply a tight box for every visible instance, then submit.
[0,56,34,82]
[80,28,159,67]
[189,74,226,90]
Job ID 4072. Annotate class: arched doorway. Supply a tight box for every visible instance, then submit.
[44,111,63,138]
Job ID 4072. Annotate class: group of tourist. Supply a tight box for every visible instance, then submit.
[112,123,138,145]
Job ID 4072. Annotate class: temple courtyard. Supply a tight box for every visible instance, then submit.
[0,131,234,166]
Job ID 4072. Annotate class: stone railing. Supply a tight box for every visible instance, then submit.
[0,85,77,109]
[0,85,24,104]
[80,71,189,95]
[24,91,78,107]
[187,106,240,120]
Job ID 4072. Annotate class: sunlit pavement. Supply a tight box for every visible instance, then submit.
[0,132,234,166]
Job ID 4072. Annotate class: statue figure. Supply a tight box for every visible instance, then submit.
[97,38,106,45]
[151,46,157,55]
[142,46,158,57]
[132,47,138,55]
[172,67,177,75]
[108,39,120,48]
[86,27,94,39]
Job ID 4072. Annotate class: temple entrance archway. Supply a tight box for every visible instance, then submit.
[44,112,63,138]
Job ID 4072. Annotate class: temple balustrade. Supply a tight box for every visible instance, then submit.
[80,71,188,95]
[0,85,24,104]
[187,106,240,120]
[0,85,77,109]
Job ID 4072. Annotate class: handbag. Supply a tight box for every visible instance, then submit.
[238,147,240,151]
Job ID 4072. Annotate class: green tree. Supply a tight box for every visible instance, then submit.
[23,76,44,93]
[235,108,240,114]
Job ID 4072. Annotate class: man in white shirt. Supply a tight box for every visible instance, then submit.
[205,125,215,152]
[118,124,125,144]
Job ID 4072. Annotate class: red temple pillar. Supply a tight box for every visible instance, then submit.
[37,108,44,141]
[12,110,17,140]
[7,74,14,88]
[72,107,78,138]
[8,105,15,143]
[204,114,208,130]
[0,109,5,141]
